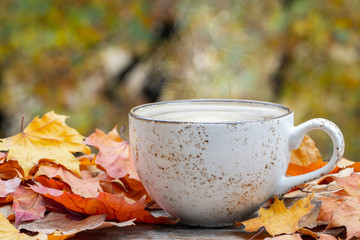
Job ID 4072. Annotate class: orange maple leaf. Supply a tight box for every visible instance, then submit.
[286,158,360,177]
[100,175,152,205]
[34,175,71,193]
[286,158,328,176]
[30,179,175,224]
[0,160,24,179]
[85,127,139,180]
[0,111,91,176]
[238,194,314,236]
[30,181,107,215]
[97,192,171,223]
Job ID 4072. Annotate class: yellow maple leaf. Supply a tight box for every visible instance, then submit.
[239,194,314,236]
[0,111,91,176]
[0,213,46,240]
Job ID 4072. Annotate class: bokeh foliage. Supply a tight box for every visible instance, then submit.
[0,0,159,133]
[0,0,359,160]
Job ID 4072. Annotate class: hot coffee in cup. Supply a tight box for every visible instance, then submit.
[129,99,344,227]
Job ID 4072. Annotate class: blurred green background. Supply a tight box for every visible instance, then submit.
[0,0,359,160]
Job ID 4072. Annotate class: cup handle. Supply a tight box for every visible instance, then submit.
[275,118,345,196]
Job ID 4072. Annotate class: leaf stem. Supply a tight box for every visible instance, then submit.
[21,115,25,133]
[249,226,265,240]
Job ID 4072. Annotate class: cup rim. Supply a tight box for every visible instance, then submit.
[129,99,293,124]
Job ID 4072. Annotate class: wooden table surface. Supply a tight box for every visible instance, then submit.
[70,222,268,240]
[69,210,268,240]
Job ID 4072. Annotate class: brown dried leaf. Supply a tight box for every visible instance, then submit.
[18,212,134,236]
[298,200,322,229]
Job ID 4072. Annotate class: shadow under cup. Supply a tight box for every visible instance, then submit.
[129,99,344,227]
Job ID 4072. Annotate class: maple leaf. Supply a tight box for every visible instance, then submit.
[239,194,314,236]
[10,186,46,227]
[317,196,343,223]
[326,196,360,240]
[0,213,47,240]
[332,173,360,197]
[0,178,21,197]
[30,180,175,224]
[286,161,360,239]
[290,135,321,166]
[97,192,173,223]
[18,212,134,237]
[0,111,91,176]
[287,136,352,177]
[286,157,360,177]
[30,181,106,215]
[35,165,105,198]
[100,175,152,204]
[84,127,139,179]
[0,160,24,179]
[286,158,327,176]
[34,175,71,193]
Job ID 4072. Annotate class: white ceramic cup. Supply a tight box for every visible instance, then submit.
[129,99,344,227]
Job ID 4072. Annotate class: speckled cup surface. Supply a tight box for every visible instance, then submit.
[129,99,344,227]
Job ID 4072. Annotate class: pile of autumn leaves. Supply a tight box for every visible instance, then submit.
[240,136,360,240]
[0,111,174,239]
[0,111,359,240]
